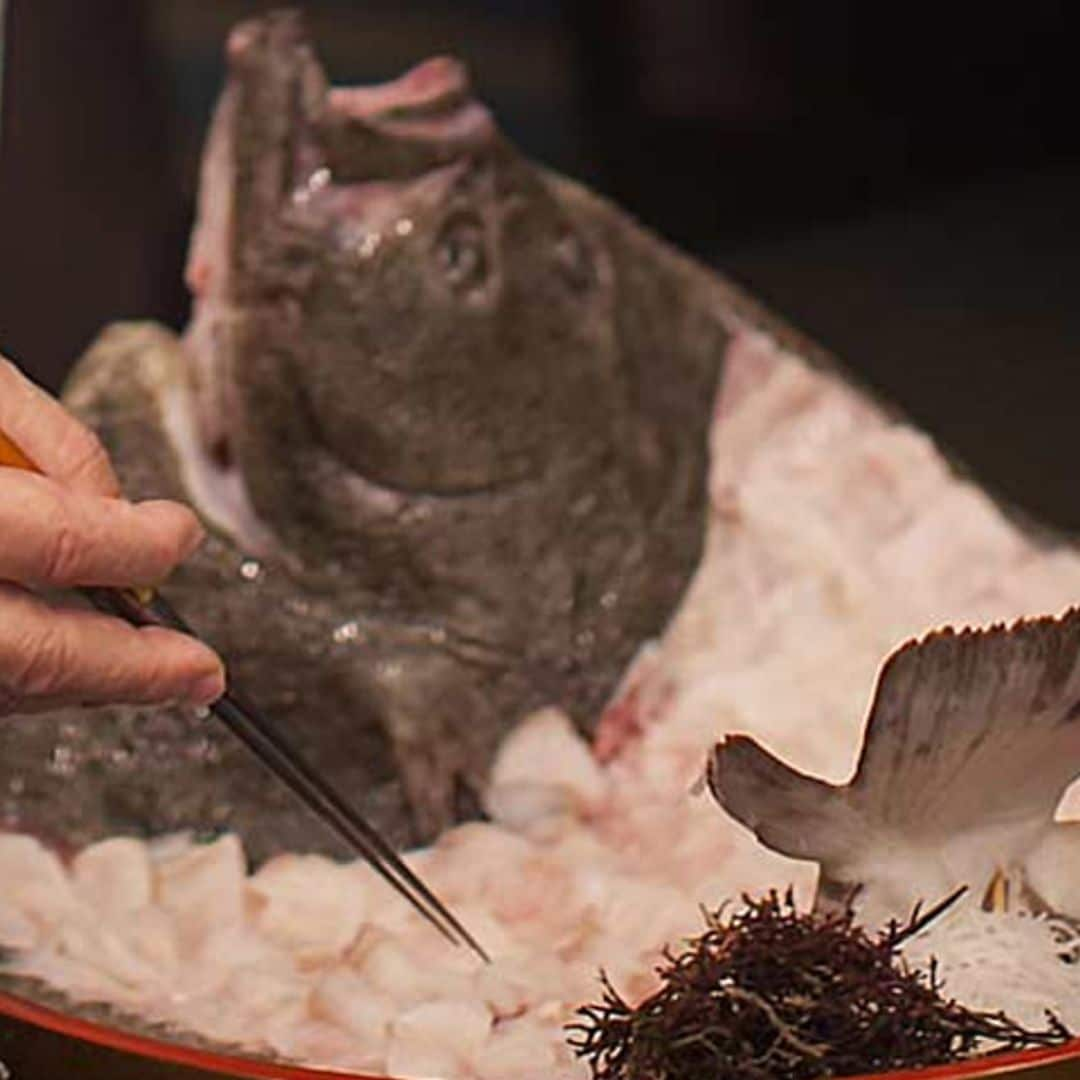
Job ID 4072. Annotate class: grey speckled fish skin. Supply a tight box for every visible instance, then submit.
[0,10,756,858]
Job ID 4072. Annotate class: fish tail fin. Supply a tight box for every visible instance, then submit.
[707,735,859,865]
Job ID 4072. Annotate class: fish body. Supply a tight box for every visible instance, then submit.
[0,11,730,854]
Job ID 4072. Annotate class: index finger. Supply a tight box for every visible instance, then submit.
[0,355,121,496]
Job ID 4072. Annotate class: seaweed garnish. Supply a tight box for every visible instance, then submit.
[567,889,1069,1080]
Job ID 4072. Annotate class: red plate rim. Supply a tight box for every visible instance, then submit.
[1,985,1079,1080]
[0,987,375,1079]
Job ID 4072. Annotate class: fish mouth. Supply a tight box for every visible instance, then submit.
[316,58,496,185]
[225,13,496,188]
[327,57,494,146]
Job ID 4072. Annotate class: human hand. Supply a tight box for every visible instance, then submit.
[0,356,226,715]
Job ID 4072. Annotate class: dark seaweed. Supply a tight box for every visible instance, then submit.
[567,890,1070,1080]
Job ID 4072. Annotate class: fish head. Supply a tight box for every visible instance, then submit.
[184,10,618,530]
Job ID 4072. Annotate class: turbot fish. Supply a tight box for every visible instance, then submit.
[0,9,737,856]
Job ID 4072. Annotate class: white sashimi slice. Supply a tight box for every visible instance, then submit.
[263,1008,376,1070]
[424,823,534,900]
[872,483,1032,629]
[487,708,610,822]
[485,782,575,835]
[146,831,197,863]
[8,947,140,1005]
[471,1017,560,1077]
[584,876,695,960]
[0,834,76,931]
[72,837,153,916]
[427,902,515,962]
[221,964,306,1021]
[793,425,948,555]
[387,999,492,1079]
[124,906,181,975]
[177,922,293,1001]
[385,1039,459,1080]
[472,949,574,1022]
[53,915,165,995]
[246,853,368,964]
[311,969,395,1049]
[0,900,37,949]
[349,930,475,1008]
[154,834,246,947]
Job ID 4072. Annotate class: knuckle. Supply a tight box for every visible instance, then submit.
[0,623,69,703]
[39,515,85,587]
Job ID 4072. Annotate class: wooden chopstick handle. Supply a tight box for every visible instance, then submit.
[0,429,40,472]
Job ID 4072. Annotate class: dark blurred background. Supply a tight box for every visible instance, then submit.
[1,0,1079,528]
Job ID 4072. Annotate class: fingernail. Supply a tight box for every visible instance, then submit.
[186,669,226,707]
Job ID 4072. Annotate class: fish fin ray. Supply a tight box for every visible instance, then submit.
[707,734,857,864]
[851,607,1080,836]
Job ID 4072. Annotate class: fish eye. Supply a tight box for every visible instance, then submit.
[435,213,488,293]
[554,230,595,294]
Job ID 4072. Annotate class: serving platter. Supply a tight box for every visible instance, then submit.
[2,987,1079,1080]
